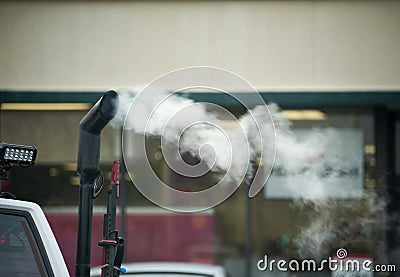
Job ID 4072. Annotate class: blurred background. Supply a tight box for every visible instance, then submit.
[1,1,400,276]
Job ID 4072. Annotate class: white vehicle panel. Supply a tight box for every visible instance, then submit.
[0,198,70,276]
[91,262,226,277]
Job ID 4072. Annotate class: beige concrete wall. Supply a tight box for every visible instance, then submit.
[0,1,399,91]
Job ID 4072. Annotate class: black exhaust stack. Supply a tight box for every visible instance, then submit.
[75,90,119,277]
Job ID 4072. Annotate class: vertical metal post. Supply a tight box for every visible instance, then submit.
[119,127,127,254]
[245,160,255,277]
[102,160,120,277]
[245,179,252,277]
[375,107,394,266]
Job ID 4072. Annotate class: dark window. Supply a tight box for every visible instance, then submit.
[0,213,48,277]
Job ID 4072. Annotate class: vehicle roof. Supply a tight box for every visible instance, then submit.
[91,262,225,276]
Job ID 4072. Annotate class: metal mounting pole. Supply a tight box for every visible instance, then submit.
[245,178,252,277]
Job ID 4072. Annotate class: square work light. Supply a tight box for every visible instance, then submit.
[0,143,37,166]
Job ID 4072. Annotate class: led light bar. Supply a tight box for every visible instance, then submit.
[0,143,37,166]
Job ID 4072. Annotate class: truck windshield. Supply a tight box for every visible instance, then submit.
[0,213,48,277]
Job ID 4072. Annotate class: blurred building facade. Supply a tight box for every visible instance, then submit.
[1,1,400,276]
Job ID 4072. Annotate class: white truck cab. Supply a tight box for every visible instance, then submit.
[0,197,70,277]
